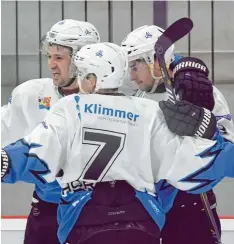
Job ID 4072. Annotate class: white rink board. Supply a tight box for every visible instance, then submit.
[1,219,234,244]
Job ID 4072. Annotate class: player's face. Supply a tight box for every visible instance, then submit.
[130,60,154,91]
[47,45,72,87]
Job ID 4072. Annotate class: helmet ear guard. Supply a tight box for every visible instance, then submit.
[77,73,97,94]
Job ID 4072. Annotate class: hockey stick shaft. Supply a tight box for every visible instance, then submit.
[155,17,222,243]
[155,17,193,104]
[200,193,222,243]
[157,54,176,103]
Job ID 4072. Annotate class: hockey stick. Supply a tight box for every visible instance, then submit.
[154,17,193,104]
[154,17,222,244]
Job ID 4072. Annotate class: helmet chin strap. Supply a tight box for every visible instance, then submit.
[148,62,162,93]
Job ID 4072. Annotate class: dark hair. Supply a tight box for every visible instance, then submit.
[48,43,73,56]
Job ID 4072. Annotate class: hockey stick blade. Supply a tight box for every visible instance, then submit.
[155,17,193,56]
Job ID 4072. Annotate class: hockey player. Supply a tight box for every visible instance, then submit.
[159,57,234,244]
[121,25,234,244]
[1,19,100,244]
[120,25,174,98]
[2,42,234,244]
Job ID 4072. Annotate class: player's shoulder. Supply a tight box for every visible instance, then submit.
[59,93,79,104]
[129,95,159,108]
[76,93,157,104]
[11,78,54,97]
[213,85,226,102]
[212,85,231,116]
[55,94,164,128]
[51,94,78,114]
[62,93,160,109]
[213,85,222,97]
[78,93,161,116]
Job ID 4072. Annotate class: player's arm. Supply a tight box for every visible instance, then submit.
[151,101,234,194]
[1,86,30,146]
[1,97,72,184]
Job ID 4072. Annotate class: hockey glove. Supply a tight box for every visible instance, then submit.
[173,57,215,111]
[159,100,217,139]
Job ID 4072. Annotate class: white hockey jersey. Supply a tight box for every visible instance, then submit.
[1,104,8,116]
[133,83,234,212]
[1,78,64,203]
[4,93,234,195]
[1,78,62,146]
[212,86,234,142]
[3,93,234,243]
[134,85,234,143]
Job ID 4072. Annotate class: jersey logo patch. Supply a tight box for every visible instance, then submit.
[38,97,51,110]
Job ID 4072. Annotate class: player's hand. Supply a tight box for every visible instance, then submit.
[173,57,215,111]
[159,100,217,139]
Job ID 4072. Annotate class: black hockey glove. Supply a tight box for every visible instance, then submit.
[159,100,217,139]
[173,57,215,111]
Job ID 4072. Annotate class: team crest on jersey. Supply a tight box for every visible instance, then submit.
[38,96,51,110]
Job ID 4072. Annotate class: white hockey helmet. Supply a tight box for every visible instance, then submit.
[74,42,128,91]
[41,19,100,86]
[121,25,175,66]
[43,19,100,55]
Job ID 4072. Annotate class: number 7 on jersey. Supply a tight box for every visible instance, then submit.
[78,127,126,182]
